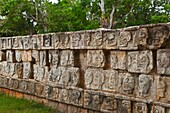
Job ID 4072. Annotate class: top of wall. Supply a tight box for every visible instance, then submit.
[0,22,170,50]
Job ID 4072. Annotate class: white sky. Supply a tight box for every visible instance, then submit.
[49,0,58,3]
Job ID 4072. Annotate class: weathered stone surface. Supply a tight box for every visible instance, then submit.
[32,50,39,63]
[157,49,170,75]
[12,36,23,49]
[87,50,105,68]
[6,37,12,49]
[35,83,45,97]
[53,33,70,49]
[41,34,53,49]
[23,36,32,50]
[69,87,83,107]
[15,50,22,62]
[133,102,148,113]
[23,62,32,79]
[21,80,29,93]
[59,88,69,104]
[60,50,74,66]
[0,38,7,50]
[85,68,104,90]
[33,65,48,82]
[127,50,153,73]
[100,92,116,113]
[39,51,47,66]
[70,32,83,49]
[45,85,55,99]
[156,76,166,100]
[3,61,10,76]
[21,50,32,62]
[68,105,87,113]
[0,51,5,61]
[148,25,169,49]
[116,100,131,113]
[49,50,59,66]
[6,50,14,62]
[14,63,23,78]
[110,51,127,70]
[32,35,41,49]
[151,105,165,113]
[84,90,102,111]
[104,30,119,49]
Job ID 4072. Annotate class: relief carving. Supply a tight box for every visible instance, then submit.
[152,105,165,113]
[49,50,59,66]
[60,50,74,66]
[134,102,148,113]
[156,77,166,99]
[6,50,14,62]
[134,28,148,46]
[91,30,103,48]
[14,63,23,78]
[23,62,32,79]
[71,33,82,48]
[40,51,47,66]
[69,88,83,106]
[87,50,105,68]
[23,36,31,49]
[15,50,22,62]
[12,37,23,49]
[105,30,119,49]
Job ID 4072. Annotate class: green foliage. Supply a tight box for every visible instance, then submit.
[0,93,54,113]
[0,0,169,37]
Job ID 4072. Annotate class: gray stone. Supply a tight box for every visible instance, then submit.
[151,105,165,113]
[23,36,31,50]
[15,50,22,62]
[41,34,53,49]
[59,88,69,104]
[32,50,39,63]
[49,50,59,66]
[6,50,14,62]
[23,62,32,79]
[14,63,23,78]
[0,51,5,61]
[12,36,23,49]
[40,51,47,66]
[32,35,41,49]
[33,65,48,82]
[133,102,148,113]
[157,49,170,75]
[60,50,74,66]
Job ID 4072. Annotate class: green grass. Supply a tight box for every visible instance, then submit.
[0,93,55,113]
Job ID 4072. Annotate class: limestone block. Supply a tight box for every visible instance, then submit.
[33,65,48,82]
[157,49,170,75]
[133,28,148,47]
[0,38,6,50]
[32,35,41,49]
[53,33,70,49]
[60,50,74,66]
[90,30,105,49]
[9,63,15,77]
[2,77,9,88]
[6,50,14,62]
[6,37,12,49]
[45,85,55,99]
[23,62,32,79]
[59,88,69,104]
[21,80,29,93]
[87,50,105,68]
[41,34,53,49]
[70,32,83,49]
[32,50,39,63]
[13,79,20,91]
[0,51,5,61]
[118,30,138,50]
[67,67,80,87]
[127,50,153,73]
[104,30,119,49]
[85,68,104,90]
[0,76,4,87]
[116,100,131,113]
[133,102,148,113]
[148,25,169,49]
[23,36,32,50]
[100,92,116,113]
[137,74,154,98]
[2,61,10,76]
[14,63,23,78]
[54,87,60,101]
[119,72,136,95]
[102,70,119,92]
[69,87,83,107]
[15,50,22,62]
[12,36,23,49]
[110,51,127,70]
[40,51,47,66]
[49,50,59,66]
[84,90,102,111]
[0,62,3,75]
[28,80,35,95]
[151,105,165,113]
[21,50,32,62]
[35,83,45,97]
[48,66,59,83]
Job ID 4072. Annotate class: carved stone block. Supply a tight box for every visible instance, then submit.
[69,87,83,107]
[41,34,53,49]
[84,90,102,111]
[104,30,119,49]
[148,26,169,49]
[32,35,41,49]
[21,50,32,62]
[33,65,48,82]
[102,70,119,92]
[59,88,69,104]
[35,83,45,97]
[32,50,39,63]
[67,67,80,87]
[60,50,74,66]
[23,36,32,50]
[9,63,15,77]
[0,62,3,75]
[2,61,10,76]
[13,79,20,91]
[87,50,105,68]
[70,32,83,49]
[68,106,87,113]
[100,92,116,113]
[127,50,153,73]
[90,30,104,49]
[0,51,5,61]
[85,68,104,90]
[21,80,29,93]
[14,63,23,78]
[53,33,70,49]
[6,50,14,62]
[40,51,47,66]
[15,50,22,62]
[137,74,153,97]
[157,49,170,75]
[133,102,148,113]
[116,100,131,113]
[110,51,127,70]
[23,62,32,79]
[28,80,35,95]
[0,38,6,50]
[6,37,12,49]
[45,85,55,99]
[12,36,23,49]
[151,105,165,113]
[118,30,138,50]
[49,50,59,66]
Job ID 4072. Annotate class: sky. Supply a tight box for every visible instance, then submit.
[49,0,58,3]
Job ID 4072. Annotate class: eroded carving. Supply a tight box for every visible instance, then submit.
[49,50,59,66]
[60,50,74,66]
[69,88,83,106]
[134,102,148,113]
[6,50,14,62]
[105,30,119,49]
[23,62,32,79]
[40,51,47,66]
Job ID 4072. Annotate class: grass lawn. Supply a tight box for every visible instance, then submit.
[0,93,55,113]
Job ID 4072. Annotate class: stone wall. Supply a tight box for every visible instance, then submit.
[0,23,170,113]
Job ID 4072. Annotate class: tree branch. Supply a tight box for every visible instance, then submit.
[109,4,115,29]
[99,0,105,15]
